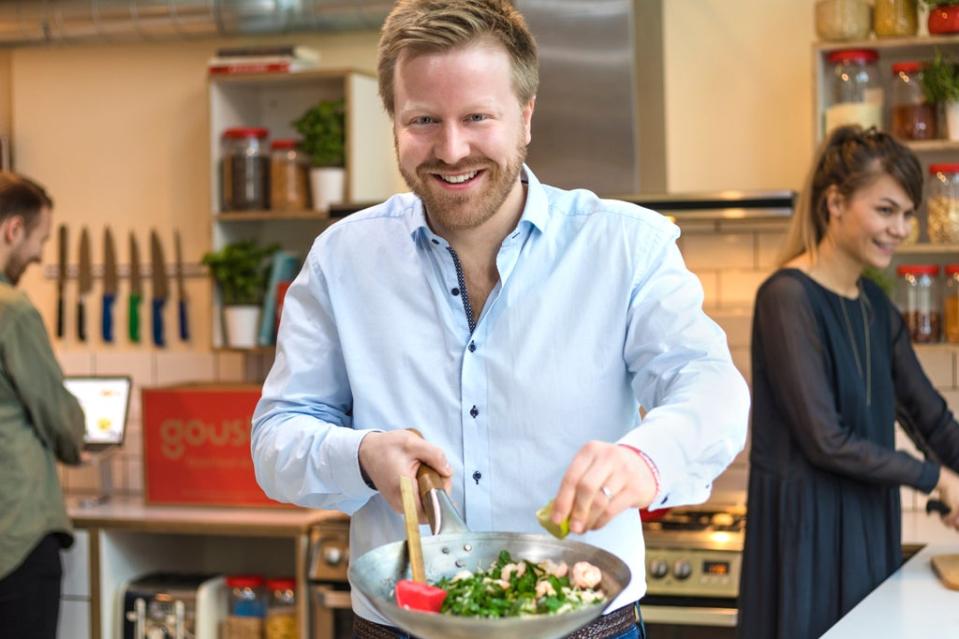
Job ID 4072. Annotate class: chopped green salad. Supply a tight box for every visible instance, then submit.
[433,550,606,618]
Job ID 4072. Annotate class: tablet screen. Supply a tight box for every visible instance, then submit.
[63,376,131,447]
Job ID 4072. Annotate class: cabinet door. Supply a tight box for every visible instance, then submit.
[58,598,91,639]
[62,529,90,598]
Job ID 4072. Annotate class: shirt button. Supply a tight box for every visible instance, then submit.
[451,287,460,296]
[431,238,439,245]
[469,405,479,418]
[472,471,482,484]
[468,341,476,352]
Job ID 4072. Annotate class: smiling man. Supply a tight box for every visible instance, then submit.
[251,2,749,638]
[0,173,85,639]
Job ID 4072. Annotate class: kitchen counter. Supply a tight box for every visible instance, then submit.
[822,543,959,637]
[66,496,347,639]
[68,495,347,536]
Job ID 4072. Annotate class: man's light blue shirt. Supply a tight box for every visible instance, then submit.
[252,166,750,621]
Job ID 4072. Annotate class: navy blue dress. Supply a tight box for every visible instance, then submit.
[738,269,959,639]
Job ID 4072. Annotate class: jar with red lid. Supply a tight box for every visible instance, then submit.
[926,163,959,243]
[265,577,297,639]
[221,127,270,211]
[825,49,884,135]
[896,264,941,343]
[269,139,309,211]
[224,575,265,639]
[890,62,937,141]
[944,264,959,343]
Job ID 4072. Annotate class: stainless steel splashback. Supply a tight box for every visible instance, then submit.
[519,0,666,195]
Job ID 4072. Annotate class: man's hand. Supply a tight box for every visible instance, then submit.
[551,441,657,535]
[935,466,959,531]
[359,430,453,523]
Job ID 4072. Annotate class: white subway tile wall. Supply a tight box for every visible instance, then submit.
[52,225,959,512]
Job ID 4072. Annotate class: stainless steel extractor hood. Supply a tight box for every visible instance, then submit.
[0,1,393,45]
[621,190,796,223]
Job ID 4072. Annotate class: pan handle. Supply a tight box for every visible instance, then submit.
[406,429,469,536]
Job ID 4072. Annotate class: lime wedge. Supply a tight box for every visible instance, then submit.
[536,500,570,539]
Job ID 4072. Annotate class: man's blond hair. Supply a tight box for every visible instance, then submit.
[377,0,539,116]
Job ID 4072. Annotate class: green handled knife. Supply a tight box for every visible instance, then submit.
[128,232,142,343]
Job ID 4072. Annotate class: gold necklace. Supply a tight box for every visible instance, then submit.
[839,291,871,407]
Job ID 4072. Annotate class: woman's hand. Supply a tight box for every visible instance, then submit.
[935,466,959,531]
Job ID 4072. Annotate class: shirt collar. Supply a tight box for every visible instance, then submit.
[408,164,550,244]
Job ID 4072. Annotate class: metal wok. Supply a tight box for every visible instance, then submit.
[349,467,632,639]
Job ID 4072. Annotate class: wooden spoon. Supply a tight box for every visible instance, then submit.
[394,474,447,612]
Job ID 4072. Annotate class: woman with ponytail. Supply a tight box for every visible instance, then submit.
[738,125,959,638]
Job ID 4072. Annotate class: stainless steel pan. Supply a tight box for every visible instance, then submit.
[349,467,632,639]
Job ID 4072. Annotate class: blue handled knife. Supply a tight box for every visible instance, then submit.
[101,228,118,342]
[149,230,168,347]
[174,230,188,341]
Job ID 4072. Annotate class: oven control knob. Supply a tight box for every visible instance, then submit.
[648,559,669,579]
[324,546,344,566]
[672,560,692,580]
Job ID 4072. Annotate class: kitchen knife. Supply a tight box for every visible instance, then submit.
[76,228,93,342]
[174,230,188,341]
[128,232,142,343]
[56,224,67,339]
[150,230,169,347]
[101,228,118,343]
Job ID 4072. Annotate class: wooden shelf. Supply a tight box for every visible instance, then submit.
[215,210,334,221]
[213,346,276,354]
[905,140,959,153]
[814,33,959,53]
[896,243,959,255]
[208,67,374,85]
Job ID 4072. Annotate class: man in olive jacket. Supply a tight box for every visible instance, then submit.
[0,173,85,639]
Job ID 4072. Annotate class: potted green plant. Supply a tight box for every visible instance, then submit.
[293,99,346,214]
[202,240,278,348]
[921,51,959,140]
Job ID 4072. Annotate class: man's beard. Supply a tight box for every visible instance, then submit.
[3,253,30,286]
[399,140,527,232]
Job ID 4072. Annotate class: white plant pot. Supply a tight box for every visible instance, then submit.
[223,305,260,349]
[309,166,346,213]
[946,101,959,142]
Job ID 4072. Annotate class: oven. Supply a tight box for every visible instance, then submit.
[640,507,744,639]
[307,521,354,639]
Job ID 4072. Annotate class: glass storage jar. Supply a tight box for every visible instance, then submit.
[265,578,297,639]
[825,49,884,134]
[224,575,265,639]
[926,163,959,243]
[897,264,941,343]
[875,0,918,37]
[945,264,959,343]
[269,139,309,211]
[890,62,937,141]
[221,127,270,211]
[815,0,872,41]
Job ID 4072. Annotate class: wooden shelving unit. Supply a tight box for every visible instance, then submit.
[207,68,396,349]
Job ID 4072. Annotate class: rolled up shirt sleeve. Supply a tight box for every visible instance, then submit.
[618,237,750,509]
[1,304,84,465]
[251,241,377,513]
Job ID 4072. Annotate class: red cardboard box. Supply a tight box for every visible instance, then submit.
[142,384,291,508]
